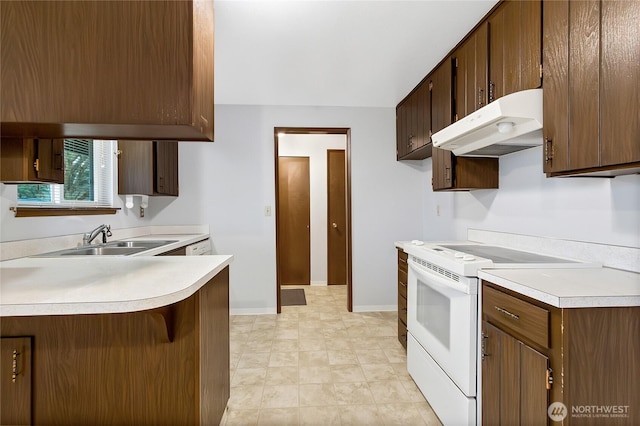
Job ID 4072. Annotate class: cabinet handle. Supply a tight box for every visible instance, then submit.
[544,138,554,163]
[444,167,451,181]
[12,350,18,383]
[478,88,484,107]
[481,332,488,361]
[494,306,520,320]
[488,81,495,103]
[546,368,554,390]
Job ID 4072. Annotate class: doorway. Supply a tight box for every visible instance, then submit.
[274,128,352,313]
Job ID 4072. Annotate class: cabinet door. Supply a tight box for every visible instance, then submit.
[432,147,453,191]
[431,60,453,135]
[482,321,550,425]
[482,322,502,426]
[117,141,154,195]
[489,1,541,102]
[408,92,420,153]
[0,337,32,426]
[155,141,179,196]
[35,139,65,183]
[600,0,640,167]
[542,0,570,174]
[415,81,431,150]
[396,102,409,159]
[474,23,489,111]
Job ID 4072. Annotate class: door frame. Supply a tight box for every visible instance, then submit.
[274,127,353,313]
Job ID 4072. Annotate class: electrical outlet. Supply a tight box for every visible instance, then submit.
[264,206,272,217]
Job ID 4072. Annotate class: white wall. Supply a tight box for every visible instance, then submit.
[422,146,640,248]
[149,105,426,314]
[278,134,347,285]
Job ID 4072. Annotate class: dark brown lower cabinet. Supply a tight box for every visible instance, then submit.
[0,336,32,426]
[482,321,549,425]
[397,249,408,349]
[482,282,640,426]
[0,267,230,425]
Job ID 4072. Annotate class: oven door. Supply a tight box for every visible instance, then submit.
[407,258,477,397]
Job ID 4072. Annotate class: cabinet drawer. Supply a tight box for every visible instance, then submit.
[398,250,408,273]
[398,295,407,326]
[398,319,408,349]
[483,286,550,348]
[398,271,408,298]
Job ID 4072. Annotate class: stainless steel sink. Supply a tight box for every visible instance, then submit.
[104,240,178,249]
[33,240,178,257]
[58,246,148,256]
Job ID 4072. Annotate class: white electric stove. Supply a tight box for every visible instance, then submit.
[402,240,600,425]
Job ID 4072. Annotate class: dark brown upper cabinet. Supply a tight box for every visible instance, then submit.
[118,141,179,197]
[0,1,214,142]
[543,0,640,177]
[1,138,64,184]
[487,0,542,103]
[453,22,489,121]
[432,147,498,191]
[396,80,432,160]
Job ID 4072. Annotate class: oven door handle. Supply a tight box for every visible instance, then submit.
[408,259,476,295]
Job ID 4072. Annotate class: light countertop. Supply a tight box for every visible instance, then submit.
[479,268,640,308]
[0,255,233,317]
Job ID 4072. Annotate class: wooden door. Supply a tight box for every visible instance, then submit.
[1,337,32,426]
[155,140,179,196]
[416,80,431,148]
[482,322,501,426]
[35,139,65,183]
[474,22,489,111]
[600,0,640,167]
[542,0,570,174]
[432,147,453,191]
[408,91,420,153]
[327,150,347,286]
[569,0,601,171]
[431,60,453,135]
[277,157,310,286]
[520,344,550,425]
[488,4,505,102]
[396,102,408,159]
[118,140,154,195]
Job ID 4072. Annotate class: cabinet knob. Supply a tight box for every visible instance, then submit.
[332,222,338,229]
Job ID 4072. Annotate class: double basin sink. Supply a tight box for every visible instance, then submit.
[35,240,178,257]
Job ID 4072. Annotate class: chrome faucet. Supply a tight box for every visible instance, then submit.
[83,224,112,245]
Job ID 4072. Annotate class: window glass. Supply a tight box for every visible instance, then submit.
[17,139,114,207]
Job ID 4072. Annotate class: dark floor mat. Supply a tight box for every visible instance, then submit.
[281,288,307,306]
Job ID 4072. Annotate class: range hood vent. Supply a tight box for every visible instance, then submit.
[432,89,543,157]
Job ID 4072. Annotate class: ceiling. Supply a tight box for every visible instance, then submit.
[213,0,498,108]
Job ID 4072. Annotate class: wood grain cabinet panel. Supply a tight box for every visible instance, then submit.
[0,337,32,426]
[118,140,179,196]
[488,0,542,102]
[432,147,498,192]
[0,138,64,183]
[396,80,432,161]
[482,282,640,425]
[0,0,214,142]
[543,0,640,177]
[397,249,408,349]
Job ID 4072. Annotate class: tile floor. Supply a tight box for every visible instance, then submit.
[221,285,442,426]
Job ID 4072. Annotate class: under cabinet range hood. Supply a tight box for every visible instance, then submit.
[432,89,543,157]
